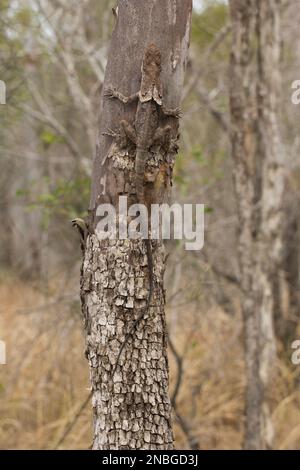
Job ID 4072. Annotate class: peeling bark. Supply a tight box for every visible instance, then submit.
[80,0,192,450]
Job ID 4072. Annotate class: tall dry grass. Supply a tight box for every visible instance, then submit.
[0,271,300,449]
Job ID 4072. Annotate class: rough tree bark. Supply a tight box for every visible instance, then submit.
[81,0,192,450]
[230,0,285,449]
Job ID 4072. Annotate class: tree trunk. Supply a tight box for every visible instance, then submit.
[9,118,44,279]
[81,0,192,450]
[229,0,285,450]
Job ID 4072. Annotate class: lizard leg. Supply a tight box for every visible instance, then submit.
[120,119,137,145]
[151,125,172,147]
[103,126,131,150]
[104,87,139,105]
[161,104,182,119]
[103,128,119,138]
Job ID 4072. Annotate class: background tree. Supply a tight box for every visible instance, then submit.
[229,0,285,449]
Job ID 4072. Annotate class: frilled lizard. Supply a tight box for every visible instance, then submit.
[104,43,180,377]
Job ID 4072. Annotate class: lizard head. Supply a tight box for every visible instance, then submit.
[143,43,162,70]
[142,43,162,81]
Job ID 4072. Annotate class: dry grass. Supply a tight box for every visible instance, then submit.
[0,272,91,449]
[0,272,299,449]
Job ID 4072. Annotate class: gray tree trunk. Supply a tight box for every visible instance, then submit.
[81,0,192,450]
[230,0,285,449]
[9,118,44,279]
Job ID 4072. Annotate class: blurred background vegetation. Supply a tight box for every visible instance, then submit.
[1,0,300,449]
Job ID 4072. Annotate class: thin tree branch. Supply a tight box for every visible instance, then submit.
[54,392,92,450]
[168,336,200,450]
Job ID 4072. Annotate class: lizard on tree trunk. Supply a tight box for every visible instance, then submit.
[104,43,180,377]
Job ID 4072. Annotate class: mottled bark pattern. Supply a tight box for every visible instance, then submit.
[82,120,178,450]
[82,235,173,450]
[230,0,284,450]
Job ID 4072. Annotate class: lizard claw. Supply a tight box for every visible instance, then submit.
[162,105,183,119]
[173,107,183,119]
[103,128,118,138]
[104,87,117,99]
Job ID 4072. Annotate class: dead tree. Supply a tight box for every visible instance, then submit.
[79,0,192,450]
[229,0,285,449]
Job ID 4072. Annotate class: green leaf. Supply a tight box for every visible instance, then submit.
[192,1,228,50]
[40,130,64,147]
[192,147,206,164]
[15,8,32,27]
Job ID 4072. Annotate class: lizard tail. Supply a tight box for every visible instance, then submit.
[135,149,147,202]
[111,238,154,379]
